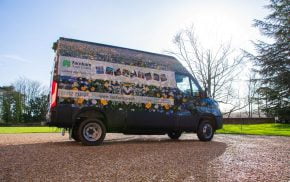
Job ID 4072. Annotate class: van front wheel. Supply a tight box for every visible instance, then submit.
[168,131,182,140]
[197,120,214,141]
[78,119,106,146]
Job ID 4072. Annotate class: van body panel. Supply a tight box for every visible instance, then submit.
[104,110,126,132]
[176,110,198,131]
[47,37,223,136]
[126,111,176,132]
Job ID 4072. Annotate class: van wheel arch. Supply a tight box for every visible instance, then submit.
[198,116,217,131]
[197,120,215,141]
[72,108,107,132]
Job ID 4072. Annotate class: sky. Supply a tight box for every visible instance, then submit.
[0,0,269,87]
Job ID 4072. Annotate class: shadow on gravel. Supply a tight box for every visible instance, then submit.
[0,137,227,181]
[103,138,216,146]
[47,137,226,147]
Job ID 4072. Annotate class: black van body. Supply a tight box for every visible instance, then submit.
[47,38,223,145]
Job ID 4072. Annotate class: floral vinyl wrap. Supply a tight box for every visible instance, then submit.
[57,75,199,114]
[55,38,202,114]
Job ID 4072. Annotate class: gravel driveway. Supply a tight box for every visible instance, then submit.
[0,133,289,182]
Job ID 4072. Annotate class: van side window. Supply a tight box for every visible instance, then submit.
[190,79,200,96]
[175,74,191,95]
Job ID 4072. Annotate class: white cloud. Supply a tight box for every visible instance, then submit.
[0,54,30,63]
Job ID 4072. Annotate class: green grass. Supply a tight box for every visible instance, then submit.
[0,124,289,136]
[217,123,290,136]
[0,127,61,134]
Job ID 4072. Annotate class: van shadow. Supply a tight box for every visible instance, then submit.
[0,136,227,181]
[50,136,226,149]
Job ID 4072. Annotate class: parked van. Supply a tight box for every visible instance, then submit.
[46,37,223,145]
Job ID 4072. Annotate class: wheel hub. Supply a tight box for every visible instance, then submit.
[202,124,213,139]
[83,123,102,142]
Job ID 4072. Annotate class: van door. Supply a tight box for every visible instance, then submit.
[175,74,200,131]
[126,110,175,132]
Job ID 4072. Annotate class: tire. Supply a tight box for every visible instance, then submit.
[197,120,214,141]
[78,119,106,146]
[168,131,182,140]
[71,126,80,142]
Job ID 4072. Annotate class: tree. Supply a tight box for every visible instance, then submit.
[246,72,265,118]
[168,26,246,116]
[29,94,48,122]
[249,0,290,119]
[11,91,24,122]
[246,73,256,118]
[0,78,48,124]
[13,77,48,122]
[0,86,24,123]
[0,86,14,123]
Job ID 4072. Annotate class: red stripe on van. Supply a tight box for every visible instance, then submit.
[51,81,58,108]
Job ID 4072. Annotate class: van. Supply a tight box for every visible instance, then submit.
[46,37,223,145]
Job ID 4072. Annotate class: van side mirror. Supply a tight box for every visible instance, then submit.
[200,90,208,98]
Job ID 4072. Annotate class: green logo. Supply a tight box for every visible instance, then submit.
[63,60,71,67]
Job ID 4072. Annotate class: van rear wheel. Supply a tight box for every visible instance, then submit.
[168,131,182,140]
[197,120,214,141]
[78,119,106,146]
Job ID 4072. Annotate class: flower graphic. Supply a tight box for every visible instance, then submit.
[100,99,108,106]
[90,87,95,92]
[164,104,170,110]
[92,99,97,105]
[72,82,79,87]
[145,102,152,109]
[144,86,149,92]
[162,94,167,98]
[104,82,110,88]
[81,86,87,91]
[77,98,84,104]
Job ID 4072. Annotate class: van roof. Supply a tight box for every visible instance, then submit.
[54,37,190,74]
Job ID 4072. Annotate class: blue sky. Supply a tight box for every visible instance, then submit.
[0,0,268,87]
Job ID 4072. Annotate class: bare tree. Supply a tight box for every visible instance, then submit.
[246,72,258,118]
[13,77,48,120]
[167,26,246,116]
[13,77,45,103]
[244,70,270,118]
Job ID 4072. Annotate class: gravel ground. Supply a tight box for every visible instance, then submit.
[0,133,289,182]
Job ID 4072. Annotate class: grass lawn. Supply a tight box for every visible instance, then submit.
[0,127,61,134]
[217,123,290,136]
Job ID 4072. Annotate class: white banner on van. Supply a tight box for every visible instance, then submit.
[58,56,177,88]
[58,89,174,105]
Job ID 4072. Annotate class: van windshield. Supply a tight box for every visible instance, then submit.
[190,79,200,96]
[175,74,191,95]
